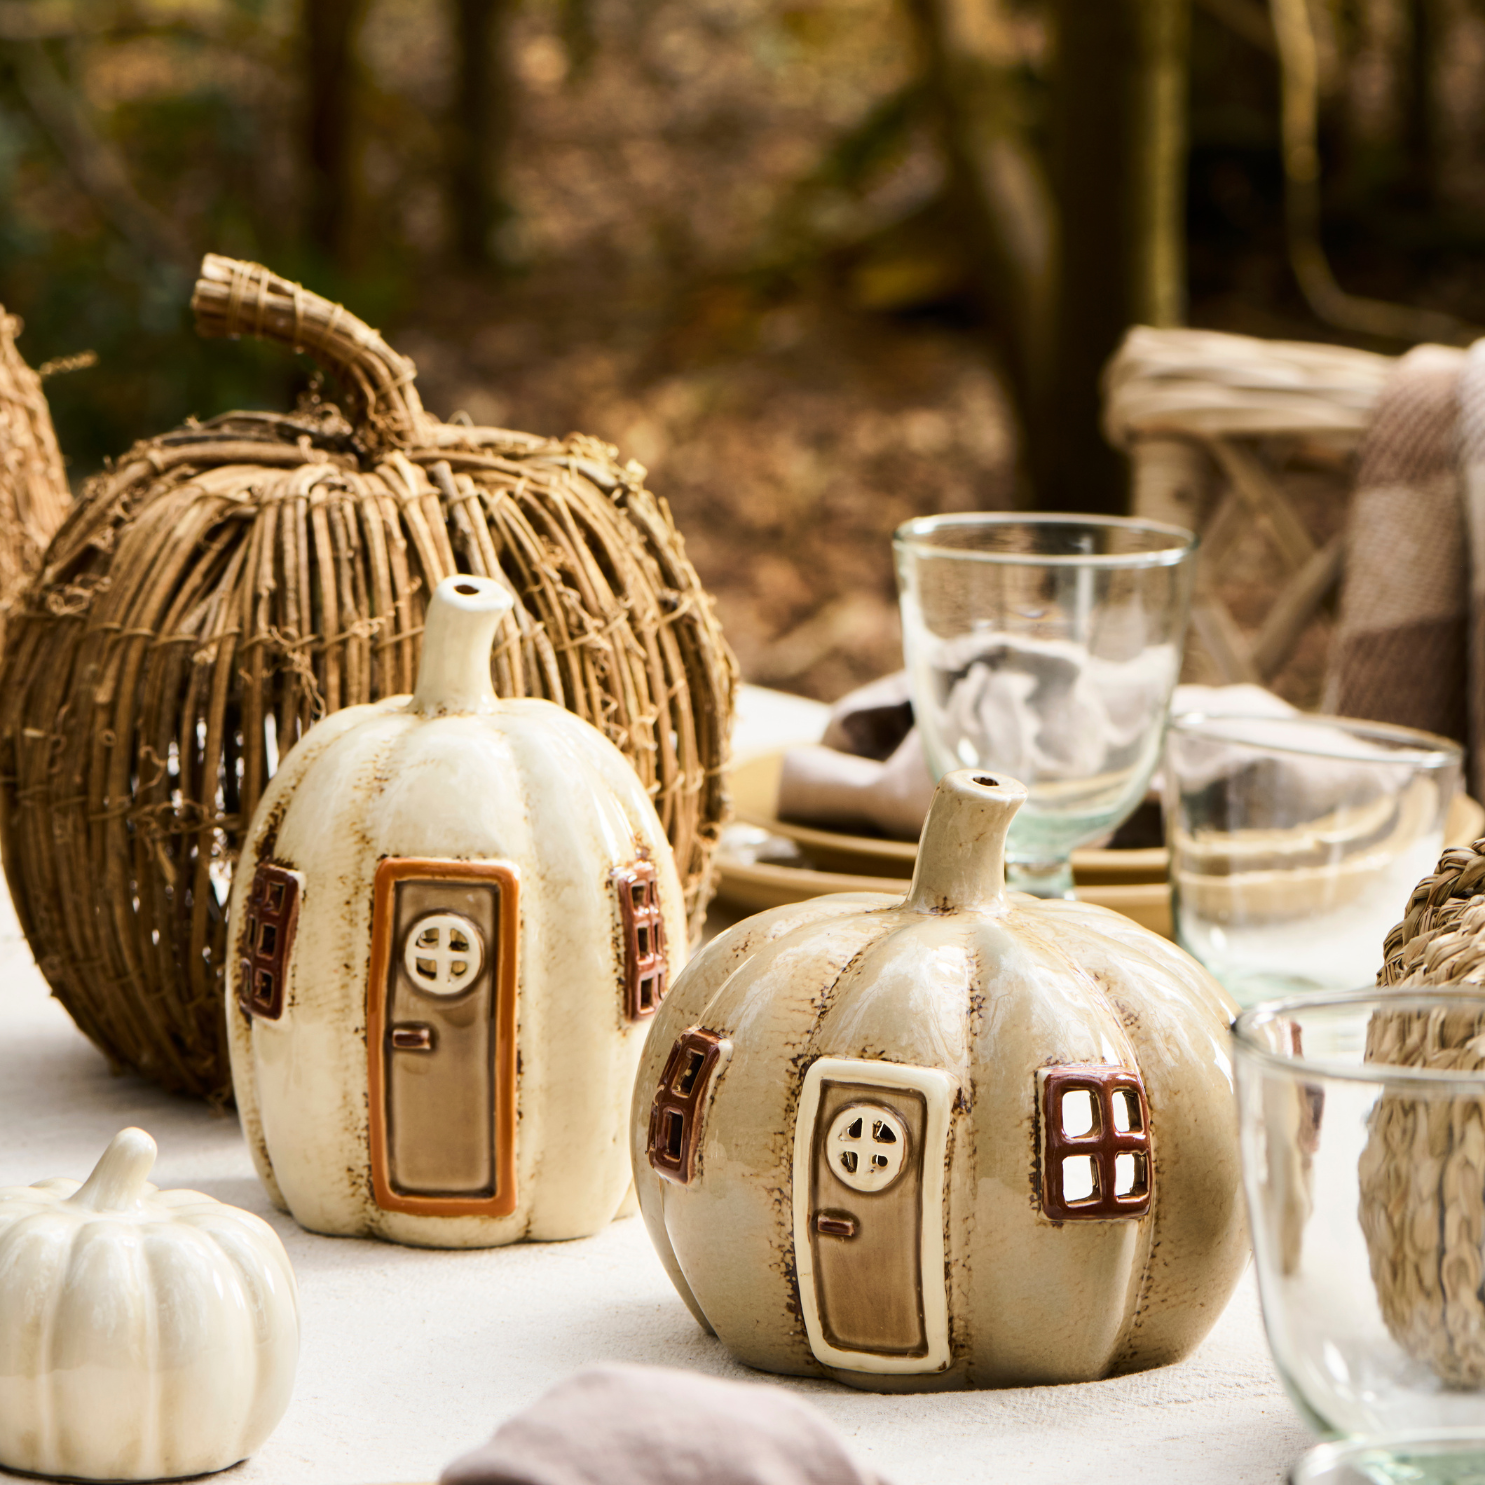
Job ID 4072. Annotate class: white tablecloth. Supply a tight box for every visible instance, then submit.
[0,688,1313,1485]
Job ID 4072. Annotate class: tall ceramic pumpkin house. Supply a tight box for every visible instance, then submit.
[632,770,1246,1390]
[229,575,686,1247]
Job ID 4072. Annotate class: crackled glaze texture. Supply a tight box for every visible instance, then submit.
[0,1129,299,1481]
[631,770,1245,1391]
[229,575,686,1248]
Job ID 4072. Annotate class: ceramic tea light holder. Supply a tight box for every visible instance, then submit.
[0,1128,299,1481]
[633,769,1247,1391]
[228,574,687,1247]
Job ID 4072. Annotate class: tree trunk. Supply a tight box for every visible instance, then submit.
[1032,0,1191,514]
[906,0,1190,514]
[303,0,370,265]
[902,0,1055,461]
[449,0,514,268]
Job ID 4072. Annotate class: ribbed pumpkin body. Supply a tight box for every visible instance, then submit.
[229,577,687,1247]
[0,1130,298,1481]
[632,772,1245,1391]
[0,256,733,1101]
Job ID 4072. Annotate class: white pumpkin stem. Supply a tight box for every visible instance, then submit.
[905,769,1027,914]
[70,1128,158,1212]
[412,575,516,716]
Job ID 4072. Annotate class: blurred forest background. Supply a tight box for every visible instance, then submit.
[3,0,1485,696]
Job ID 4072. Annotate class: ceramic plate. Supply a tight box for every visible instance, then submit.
[729,751,1168,885]
[718,752,1485,941]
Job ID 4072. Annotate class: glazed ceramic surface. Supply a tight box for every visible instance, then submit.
[0,1128,298,1481]
[228,575,686,1247]
[632,769,1245,1391]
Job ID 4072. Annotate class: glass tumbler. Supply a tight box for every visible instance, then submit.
[1165,714,1461,1006]
[893,513,1196,897]
[1234,990,1485,1481]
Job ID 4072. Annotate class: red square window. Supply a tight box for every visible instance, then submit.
[1040,1066,1152,1221]
[237,864,300,1020]
[614,859,667,1021]
[647,1028,725,1184]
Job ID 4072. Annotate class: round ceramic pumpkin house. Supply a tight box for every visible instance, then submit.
[229,575,686,1247]
[631,770,1246,1390]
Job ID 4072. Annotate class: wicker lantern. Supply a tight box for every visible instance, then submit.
[0,255,735,1100]
[0,307,70,652]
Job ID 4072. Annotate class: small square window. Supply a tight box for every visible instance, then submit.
[238,864,300,1021]
[613,858,668,1021]
[648,1028,726,1184]
[1039,1066,1152,1222]
[1063,1153,1097,1203]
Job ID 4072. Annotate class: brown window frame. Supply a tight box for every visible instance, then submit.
[237,863,301,1020]
[613,858,667,1020]
[647,1027,725,1184]
[1040,1065,1152,1221]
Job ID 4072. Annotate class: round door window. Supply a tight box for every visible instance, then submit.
[826,1102,909,1193]
[404,912,484,995]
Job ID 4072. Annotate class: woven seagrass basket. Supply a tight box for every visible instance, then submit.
[0,255,736,1100]
[0,308,69,652]
[1357,841,1485,1386]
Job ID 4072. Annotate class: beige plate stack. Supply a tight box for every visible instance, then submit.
[715,751,1485,941]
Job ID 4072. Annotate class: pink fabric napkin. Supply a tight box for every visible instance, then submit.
[440,1364,885,1485]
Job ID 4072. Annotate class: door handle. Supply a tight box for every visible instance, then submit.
[814,1213,858,1239]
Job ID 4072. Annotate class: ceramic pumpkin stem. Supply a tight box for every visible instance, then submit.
[905,770,1028,915]
[68,1128,157,1212]
[410,576,516,717]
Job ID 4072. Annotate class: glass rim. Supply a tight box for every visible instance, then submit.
[1233,986,1485,1089]
[1291,1429,1485,1483]
[892,512,1198,569]
[1168,710,1463,767]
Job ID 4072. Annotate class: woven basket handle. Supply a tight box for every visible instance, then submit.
[190,254,429,448]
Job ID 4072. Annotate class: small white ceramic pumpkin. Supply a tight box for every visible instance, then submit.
[0,1128,299,1481]
[632,769,1245,1391]
[228,574,687,1247]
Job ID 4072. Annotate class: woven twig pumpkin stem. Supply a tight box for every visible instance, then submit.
[191,255,429,450]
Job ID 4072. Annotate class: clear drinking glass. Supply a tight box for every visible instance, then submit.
[1234,990,1485,1483]
[893,513,1196,897]
[1165,714,1461,1006]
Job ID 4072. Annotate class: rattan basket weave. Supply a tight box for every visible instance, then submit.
[1357,841,1485,1385]
[0,255,736,1100]
[0,308,69,652]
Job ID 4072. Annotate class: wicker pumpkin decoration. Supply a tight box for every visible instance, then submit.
[0,254,735,1101]
[0,308,69,653]
[1356,844,1485,1385]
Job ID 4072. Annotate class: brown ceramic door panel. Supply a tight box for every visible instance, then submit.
[366,858,519,1218]
[809,1081,929,1359]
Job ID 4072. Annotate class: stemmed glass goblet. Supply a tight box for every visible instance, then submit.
[893,513,1197,898]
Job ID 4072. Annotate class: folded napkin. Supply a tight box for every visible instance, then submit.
[1324,341,1485,795]
[440,1364,884,1485]
[778,677,1320,840]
